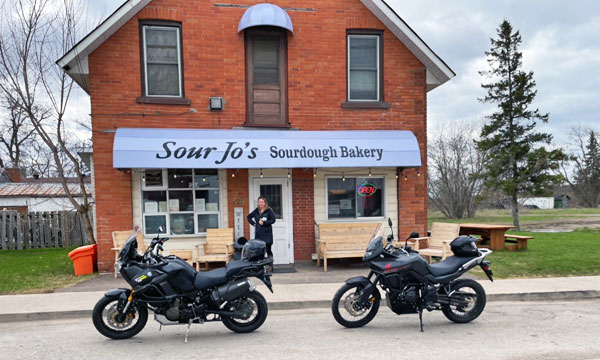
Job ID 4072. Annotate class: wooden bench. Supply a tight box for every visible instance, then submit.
[195,228,234,271]
[504,234,533,250]
[316,222,379,272]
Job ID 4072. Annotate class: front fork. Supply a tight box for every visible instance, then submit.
[116,289,136,321]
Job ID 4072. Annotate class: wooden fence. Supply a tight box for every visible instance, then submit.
[0,210,92,250]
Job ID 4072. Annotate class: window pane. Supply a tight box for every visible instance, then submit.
[147,64,180,96]
[147,46,178,63]
[195,190,219,212]
[194,169,219,188]
[143,191,166,213]
[168,190,193,211]
[197,214,219,233]
[356,178,384,217]
[168,169,193,188]
[259,185,282,219]
[350,70,377,100]
[350,37,377,69]
[145,215,166,235]
[143,170,163,187]
[327,178,356,219]
[146,28,177,47]
[170,213,194,235]
[253,37,279,84]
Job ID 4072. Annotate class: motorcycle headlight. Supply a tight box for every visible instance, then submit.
[114,261,122,273]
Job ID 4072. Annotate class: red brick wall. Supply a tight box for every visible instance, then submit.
[292,169,315,260]
[88,0,429,269]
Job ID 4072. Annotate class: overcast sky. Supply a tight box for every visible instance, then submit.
[87,0,600,145]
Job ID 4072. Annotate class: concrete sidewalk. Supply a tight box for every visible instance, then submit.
[1,275,599,323]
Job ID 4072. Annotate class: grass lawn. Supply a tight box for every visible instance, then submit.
[0,247,96,295]
[429,208,600,227]
[469,228,600,279]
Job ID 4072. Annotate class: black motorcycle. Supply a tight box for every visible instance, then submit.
[331,219,494,332]
[92,227,273,342]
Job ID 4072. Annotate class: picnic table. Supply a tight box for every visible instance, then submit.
[459,223,514,250]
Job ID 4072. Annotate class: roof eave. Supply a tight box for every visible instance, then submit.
[361,0,455,92]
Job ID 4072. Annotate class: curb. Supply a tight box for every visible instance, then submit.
[1,290,598,323]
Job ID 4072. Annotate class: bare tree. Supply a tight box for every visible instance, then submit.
[560,126,600,208]
[0,94,37,168]
[0,0,95,243]
[428,121,488,219]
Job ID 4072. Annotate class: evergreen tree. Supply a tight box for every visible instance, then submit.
[477,20,565,230]
[573,131,600,207]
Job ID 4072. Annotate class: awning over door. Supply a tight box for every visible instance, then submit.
[113,128,421,169]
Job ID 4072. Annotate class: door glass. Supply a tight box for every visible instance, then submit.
[260,184,282,219]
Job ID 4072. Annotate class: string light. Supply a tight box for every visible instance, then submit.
[342,172,346,182]
[260,169,264,178]
[404,171,408,181]
[396,169,399,179]
[231,171,235,178]
[202,177,206,182]
[313,169,317,178]
[368,168,372,177]
[287,169,291,178]
[417,170,421,177]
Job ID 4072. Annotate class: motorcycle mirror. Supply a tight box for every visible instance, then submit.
[158,225,164,233]
[409,231,419,238]
[387,217,393,227]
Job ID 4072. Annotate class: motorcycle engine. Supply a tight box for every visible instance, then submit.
[165,299,181,321]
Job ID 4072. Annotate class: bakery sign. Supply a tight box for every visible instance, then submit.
[113,128,421,169]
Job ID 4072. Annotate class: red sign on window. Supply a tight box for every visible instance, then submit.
[357,183,377,197]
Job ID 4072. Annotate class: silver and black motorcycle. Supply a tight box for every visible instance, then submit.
[92,227,273,342]
[331,219,494,332]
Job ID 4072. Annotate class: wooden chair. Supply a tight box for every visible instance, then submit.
[195,228,234,271]
[410,222,460,263]
[112,229,147,278]
[167,250,194,266]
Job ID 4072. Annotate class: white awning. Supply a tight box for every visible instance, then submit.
[237,3,294,34]
[113,128,421,169]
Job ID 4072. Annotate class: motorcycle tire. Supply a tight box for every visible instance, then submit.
[441,279,486,324]
[92,295,148,340]
[222,291,268,333]
[331,283,380,328]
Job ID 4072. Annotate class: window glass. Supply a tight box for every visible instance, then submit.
[168,169,193,188]
[356,178,384,217]
[143,170,163,187]
[348,35,379,101]
[327,178,356,219]
[327,177,384,219]
[144,26,181,96]
[142,169,220,235]
[259,184,282,219]
[170,213,194,235]
[253,36,279,84]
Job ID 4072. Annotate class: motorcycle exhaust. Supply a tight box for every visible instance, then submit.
[211,279,253,305]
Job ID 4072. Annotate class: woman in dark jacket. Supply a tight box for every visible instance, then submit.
[247,196,276,259]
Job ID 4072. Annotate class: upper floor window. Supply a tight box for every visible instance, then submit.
[138,21,189,104]
[245,28,289,127]
[343,30,389,109]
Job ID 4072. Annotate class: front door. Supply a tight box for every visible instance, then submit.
[250,177,292,264]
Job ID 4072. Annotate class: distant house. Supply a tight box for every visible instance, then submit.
[554,194,571,209]
[520,197,554,209]
[0,168,92,213]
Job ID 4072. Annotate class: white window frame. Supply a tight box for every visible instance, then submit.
[142,25,183,98]
[141,169,222,237]
[347,34,380,102]
[325,175,386,221]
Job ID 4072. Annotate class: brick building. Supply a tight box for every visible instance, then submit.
[58,0,454,273]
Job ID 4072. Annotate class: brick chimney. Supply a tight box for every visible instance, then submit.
[5,168,23,182]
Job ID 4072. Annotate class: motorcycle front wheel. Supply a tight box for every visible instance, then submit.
[92,295,148,340]
[441,279,486,323]
[221,290,268,333]
[331,283,380,328]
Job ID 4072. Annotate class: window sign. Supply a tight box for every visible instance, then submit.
[328,177,384,219]
[357,182,378,197]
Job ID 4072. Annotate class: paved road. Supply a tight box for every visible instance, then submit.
[1,300,599,360]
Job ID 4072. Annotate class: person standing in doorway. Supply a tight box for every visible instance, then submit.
[247,196,276,269]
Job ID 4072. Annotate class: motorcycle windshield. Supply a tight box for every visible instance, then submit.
[118,229,140,262]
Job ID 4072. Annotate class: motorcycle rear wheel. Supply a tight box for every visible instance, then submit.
[92,295,148,340]
[221,291,268,333]
[332,283,380,328]
[441,279,486,323]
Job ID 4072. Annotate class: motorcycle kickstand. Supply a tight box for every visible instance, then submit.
[184,320,192,343]
[418,307,424,333]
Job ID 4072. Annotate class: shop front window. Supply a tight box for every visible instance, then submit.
[327,177,384,219]
[142,169,220,236]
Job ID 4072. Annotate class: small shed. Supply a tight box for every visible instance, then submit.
[554,195,571,209]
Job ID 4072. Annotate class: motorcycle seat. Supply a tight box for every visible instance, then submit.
[194,268,228,290]
[226,260,252,277]
[426,256,477,277]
